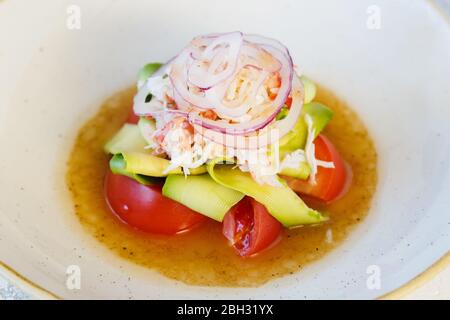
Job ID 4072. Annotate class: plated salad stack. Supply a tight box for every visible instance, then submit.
[103,32,349,257]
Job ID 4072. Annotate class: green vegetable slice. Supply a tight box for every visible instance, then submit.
[279,102,333,158]
[276,106,289,120]
[104,124,147,155]
[300,75,317,104]
[137,117,156,145]
[275,76,317,121]
[279,162,311,180]
[162,174,244,221]
[137,63,163,84]
[117,152,207,177]
[122,152,181,176]
[109,154,162,185]
[302,102,334,137]
[206,158,327,227]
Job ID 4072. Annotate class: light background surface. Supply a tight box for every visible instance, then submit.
[0,0,449,300]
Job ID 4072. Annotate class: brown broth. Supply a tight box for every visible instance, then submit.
[66,85,377,287]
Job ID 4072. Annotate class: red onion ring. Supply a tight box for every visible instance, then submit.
[188,42,293,134]
[169,33,291,121]
[187,32,243,89]
[193,75,304,149]
[136,32,300,148]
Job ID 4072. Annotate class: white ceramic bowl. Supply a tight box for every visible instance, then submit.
[0,0,449,299]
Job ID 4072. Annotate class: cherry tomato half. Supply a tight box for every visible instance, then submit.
[104,170,207,235]
[222,197,283,257]
[126,108,140,124]
[287,134,349,203]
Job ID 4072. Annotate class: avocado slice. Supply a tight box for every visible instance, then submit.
[279,102,333,158]
[207,159,327,227]
[104,124,148,155]
[109,154,162,185]
[105,122,207,179]
[162,174,244,221]
[300,75,317,104]
[137,62,163,86]
[120,152,207,177]
[279,161,311,180]
[137,117,156,145]
[303,102,334,137]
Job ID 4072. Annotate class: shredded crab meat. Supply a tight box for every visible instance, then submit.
[280,149,306,170]
[158,119,224,175]
[278,115,334,183]
[132,33,308,185]
[304,114,334,184]
[152,114,282,186]
[138,84,333,186]
[135,67,284,185]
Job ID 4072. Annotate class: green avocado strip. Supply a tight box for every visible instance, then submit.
[279,162,311,180]
[103,124,147,155]
[303,102,334,137]
[109,154,162,185]
[279,102,333,158]
[300,75,317,104]
[120,152,207,177]
[137,63,163,84]
[206,158,327,227]
[162,174,244,221]
[109,152,207,180]
[122,152,181,176]
[137,117,156,145]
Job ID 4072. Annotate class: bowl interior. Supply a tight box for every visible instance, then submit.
[0,0,449,299]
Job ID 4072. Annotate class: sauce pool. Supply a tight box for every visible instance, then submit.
[66,85,377,287]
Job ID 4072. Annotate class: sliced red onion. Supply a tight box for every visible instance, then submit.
[162,108,187,117]
[171,83,192,111]
[141,32,298,146]
[243,34,291,59]
[193,75,304,150]
[169,49,209,109]
[169,33,290,119]
[239,43,282,73]
[188,43,293,134]
[201,68,269,118]
[187,32,243,89]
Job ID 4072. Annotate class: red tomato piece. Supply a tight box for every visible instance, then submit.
[126,107,140,124]
[223,197,283,257]
[287,134,350,203]
[104,170,207,235]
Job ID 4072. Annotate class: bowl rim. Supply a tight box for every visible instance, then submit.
[0,0,448,301]
[1,253,448,299]
[0,260,59,300]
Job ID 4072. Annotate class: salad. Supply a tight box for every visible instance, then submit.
[103,32,350,257]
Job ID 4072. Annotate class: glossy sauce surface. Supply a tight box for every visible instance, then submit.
[67,85,377,287]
